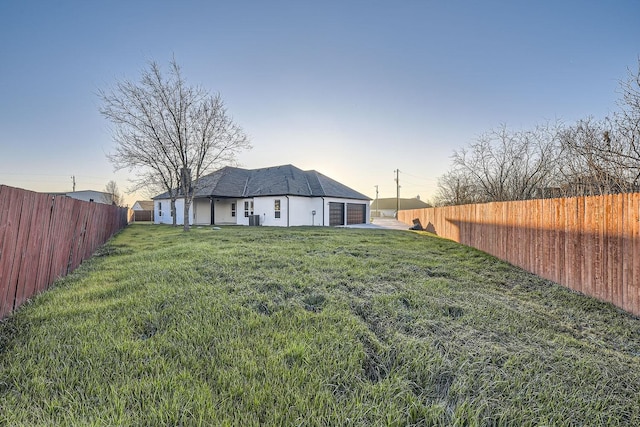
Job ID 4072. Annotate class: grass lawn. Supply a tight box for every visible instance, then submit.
[1,224,640,426]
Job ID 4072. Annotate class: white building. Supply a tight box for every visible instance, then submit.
[50,190,114,205]
[131,200,154,221]
[153,165,371,227]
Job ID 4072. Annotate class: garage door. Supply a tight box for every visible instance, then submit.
[329,202,345,226]
[347,203,366,225]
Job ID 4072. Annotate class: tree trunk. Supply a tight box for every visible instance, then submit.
[183,199,191,231]
[171,199,177,227]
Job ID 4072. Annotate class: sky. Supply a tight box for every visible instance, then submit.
[1,1,639,206]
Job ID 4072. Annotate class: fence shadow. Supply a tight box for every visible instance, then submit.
[398,194,640,316]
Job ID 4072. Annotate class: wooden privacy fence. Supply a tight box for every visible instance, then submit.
[0,185,130,319]
[399,193,640,317]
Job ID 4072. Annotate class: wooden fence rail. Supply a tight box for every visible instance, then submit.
[399,193,640,317]
[0,185,130,319]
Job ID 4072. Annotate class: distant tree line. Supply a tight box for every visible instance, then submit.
[435,58,640,206]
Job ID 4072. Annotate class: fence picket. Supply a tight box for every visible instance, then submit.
[631,195,640,315]
[0,187,22,318]
[0,185,129,318]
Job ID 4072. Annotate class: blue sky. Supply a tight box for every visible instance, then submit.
[1,1,639,205]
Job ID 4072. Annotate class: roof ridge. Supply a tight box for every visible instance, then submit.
[242,175,250,197]
[305,174,313,195]
[310,170,327,195]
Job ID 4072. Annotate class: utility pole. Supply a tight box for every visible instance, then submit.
[394,169,400,217]
[71,175,76,192]
[374,185,379,217]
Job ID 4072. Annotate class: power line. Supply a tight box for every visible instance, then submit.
[401,178,430,186]
[400,170,438,183]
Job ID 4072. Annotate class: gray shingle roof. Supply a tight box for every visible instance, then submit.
[371,197,432,210]
[153,165,370,200]
[133,200,154,210]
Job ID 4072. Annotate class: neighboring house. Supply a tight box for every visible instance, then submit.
[132,200,154,221]
[153,164,371,227]
[49,190,114,205]
[370,197,431,218]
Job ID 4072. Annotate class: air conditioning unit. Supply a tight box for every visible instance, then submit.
[248,214,261,226]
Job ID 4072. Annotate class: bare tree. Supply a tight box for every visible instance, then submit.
[617,57,640,166]
[103,180,124,206]
[99,59,251,230]
[557,117,631,195]
[449,123,561,203]
[434,169,481,206]
[439,60,640,202]
[558,59,640,195]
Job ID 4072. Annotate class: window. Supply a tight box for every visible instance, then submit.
[231,202,236,217]
[274,199,281,219]
[244,201,253,217]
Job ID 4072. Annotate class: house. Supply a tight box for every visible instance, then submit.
[49,190,114,205]
[370,197,431,218]
[131,200,154,221]
[152,165,371,227]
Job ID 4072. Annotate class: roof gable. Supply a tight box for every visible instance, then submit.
[133,200,154,210]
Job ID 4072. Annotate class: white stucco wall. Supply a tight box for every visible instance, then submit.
[251,196,368,226]
[235,198,254,226]
[288,197,324,226]
[154,200,168,224]
[246,196,323,226]
[154,196,369,226]
[155,197,238,225]
[212,199,237,224]
[154,198,193,225]
[253,197,280,226]
[193,199,211,225]
[323,198,370,226]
